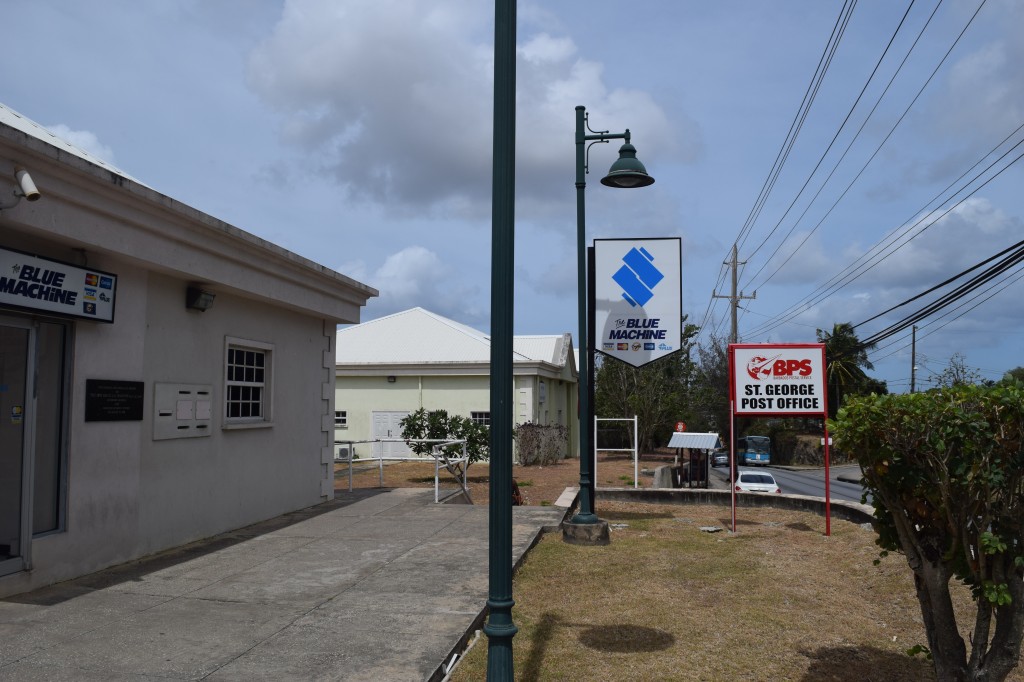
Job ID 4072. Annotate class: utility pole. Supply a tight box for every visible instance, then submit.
[910,325,917,393]
[713,243,756,343]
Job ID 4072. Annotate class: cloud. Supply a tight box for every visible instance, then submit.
[340,245,484,324]
[932,2,1024,143]
[44,124,117,165]
[246,0,693,221]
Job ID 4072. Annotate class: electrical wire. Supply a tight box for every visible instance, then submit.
[743,118,1023,339]
[737,0,993,340]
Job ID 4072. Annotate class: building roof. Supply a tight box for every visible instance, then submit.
[1,102,377,322]
[336,307,575,377]
[0,102,146,185]
[666,432,721,450]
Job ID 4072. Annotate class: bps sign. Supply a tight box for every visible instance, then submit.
[729,343,827,417]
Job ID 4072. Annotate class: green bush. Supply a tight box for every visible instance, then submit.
[399,408,488,467]
[832,383,1024,682]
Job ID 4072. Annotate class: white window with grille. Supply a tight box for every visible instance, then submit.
[224,337,273,427]
[471,411,491,426]
[335,410,348,428]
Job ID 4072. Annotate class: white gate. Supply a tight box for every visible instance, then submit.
[594,415,639,489]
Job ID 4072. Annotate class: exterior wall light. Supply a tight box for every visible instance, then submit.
[185,286,215,312]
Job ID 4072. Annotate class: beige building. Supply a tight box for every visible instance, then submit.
[334,308,578,460]
[0,103,375,597]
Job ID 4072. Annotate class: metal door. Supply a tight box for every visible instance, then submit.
[0,319,34,576]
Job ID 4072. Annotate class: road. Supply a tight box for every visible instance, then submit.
[711,463,870,504]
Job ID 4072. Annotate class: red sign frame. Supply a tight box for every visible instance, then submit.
[728,342,833,536]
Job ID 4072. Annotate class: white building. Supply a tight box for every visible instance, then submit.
[334,308,578,460]
[0,103,376,597]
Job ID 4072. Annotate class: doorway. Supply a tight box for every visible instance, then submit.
[0,320,32,575]
[371,411,410,457]
[0,316,70,577]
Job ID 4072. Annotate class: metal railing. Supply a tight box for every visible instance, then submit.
[334,438,470,503]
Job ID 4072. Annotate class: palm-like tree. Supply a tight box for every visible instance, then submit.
[817,322,876,419]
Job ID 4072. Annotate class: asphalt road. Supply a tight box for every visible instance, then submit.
[711,463,870,504]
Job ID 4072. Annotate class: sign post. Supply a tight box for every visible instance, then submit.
[729,343,831,535]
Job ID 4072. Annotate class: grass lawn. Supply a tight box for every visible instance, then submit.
[450,501,1024,682]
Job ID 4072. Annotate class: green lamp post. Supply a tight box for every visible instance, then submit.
[485,1,517,678]
[563,105,654,543]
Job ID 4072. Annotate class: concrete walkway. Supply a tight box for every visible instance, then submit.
[0,489,569,681]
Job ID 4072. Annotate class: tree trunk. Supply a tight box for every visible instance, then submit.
[969,571,1024,682]
[913,562,969,681]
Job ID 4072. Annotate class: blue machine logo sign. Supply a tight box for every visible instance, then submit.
[612,246,664,307]
[594,238,680,369]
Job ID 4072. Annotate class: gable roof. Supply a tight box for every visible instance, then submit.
[0,102,145,185]
[1,102,377,322]
[336,307,575,377]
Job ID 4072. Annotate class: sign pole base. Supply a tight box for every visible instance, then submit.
[561,520,610,545]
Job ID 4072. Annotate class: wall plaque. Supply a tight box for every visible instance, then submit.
[85,379,144,422]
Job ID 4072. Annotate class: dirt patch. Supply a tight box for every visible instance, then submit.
[334,451,693,506]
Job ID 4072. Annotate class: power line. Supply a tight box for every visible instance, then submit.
[738,0,994,340]
[742,0,920,269]
[742,0,942,290]
[733,0,859,253]
[743,120,1024,339]
[698,0,858,345]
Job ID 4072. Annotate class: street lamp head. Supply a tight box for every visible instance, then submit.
[600,142,655,188]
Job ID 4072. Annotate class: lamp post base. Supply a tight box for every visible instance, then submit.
[561,519,611,545]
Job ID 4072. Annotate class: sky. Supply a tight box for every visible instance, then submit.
[4,0,1023,392]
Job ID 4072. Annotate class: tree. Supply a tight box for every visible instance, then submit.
[691,334,730,438]
[1000,367,1024,385]
[817,322,884,419]
[399,408,489,469]
[832,384,1024,682]
[594,320,699,453]
[933,352,985,388]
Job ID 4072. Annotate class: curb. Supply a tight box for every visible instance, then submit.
[595,486,875,526]
[429,487,578,682]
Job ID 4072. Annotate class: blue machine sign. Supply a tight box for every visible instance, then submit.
[0,247,117,322]
[594,238,681,368]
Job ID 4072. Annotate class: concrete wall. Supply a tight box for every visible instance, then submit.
[0,126,364,597]
[1,252,336,596]
[597,488,875,526]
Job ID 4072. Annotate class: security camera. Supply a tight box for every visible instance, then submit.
[15,167,40,202]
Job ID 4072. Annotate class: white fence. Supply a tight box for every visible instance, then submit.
[335,438,469,503]
[594,415,639,489]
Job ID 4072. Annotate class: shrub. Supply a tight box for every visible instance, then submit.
[399,408,489,468]
[514,422,568,466]
[832,383,1024,682]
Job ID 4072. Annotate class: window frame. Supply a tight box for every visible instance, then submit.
[470,411,491,426]
[223,336,274,429]
[335,410,348,428]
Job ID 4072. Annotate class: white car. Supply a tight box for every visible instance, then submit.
[734,470,781,494]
